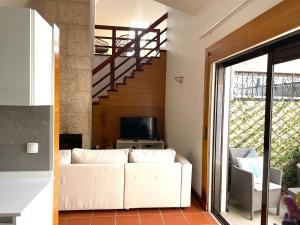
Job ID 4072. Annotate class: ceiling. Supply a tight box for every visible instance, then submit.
[153,0,206,15]
[95,0,167,27]
[0,0,205,17]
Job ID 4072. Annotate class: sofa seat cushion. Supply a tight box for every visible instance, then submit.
[129,149,176,163]
[72,148,129,164]
[59,150,72,165]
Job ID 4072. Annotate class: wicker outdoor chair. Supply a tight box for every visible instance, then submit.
[229,148,282,220]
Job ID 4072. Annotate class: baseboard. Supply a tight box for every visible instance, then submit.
[191,188,208,211]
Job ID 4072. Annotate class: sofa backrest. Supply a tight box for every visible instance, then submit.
[72,148,129,164]
[59,148,177,165]
[129,149,176,163]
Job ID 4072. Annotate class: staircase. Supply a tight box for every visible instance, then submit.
[95,50,166,105]
[92,14,168,148]
[92,13,168,104]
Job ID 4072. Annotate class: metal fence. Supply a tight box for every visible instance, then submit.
[233,71,300,100]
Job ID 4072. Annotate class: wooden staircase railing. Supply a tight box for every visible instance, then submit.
[92,13,168,100]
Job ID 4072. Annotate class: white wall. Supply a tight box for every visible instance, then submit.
[165,0,282,196]
[95,0,168,50]
[154,0,205,15]
[95,0,167,27]
[0,0,44,13]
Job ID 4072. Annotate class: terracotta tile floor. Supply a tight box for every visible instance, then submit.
[59,200,219,225]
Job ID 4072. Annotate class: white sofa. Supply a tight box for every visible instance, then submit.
[59,148,192,211]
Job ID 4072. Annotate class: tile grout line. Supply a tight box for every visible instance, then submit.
[65,217,69,225]
[203,212,210,225]
[181,208,191,225]
[90,211,94,225]
[159,209,166,225]
[205,211,217,225]
[138,209,142,225]
[64,216,93,218]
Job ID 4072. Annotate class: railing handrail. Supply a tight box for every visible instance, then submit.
[95,36,158,42]
[93,13,168,75]
[95,24,160,32]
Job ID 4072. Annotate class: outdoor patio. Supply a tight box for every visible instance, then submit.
[221,197,286,225]
[221,59,300,225]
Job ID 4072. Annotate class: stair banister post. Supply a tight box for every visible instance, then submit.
[135,30,141,70]
[110,29,116,90]
[156,30,160,51]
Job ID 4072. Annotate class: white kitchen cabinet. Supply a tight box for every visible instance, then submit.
[0,8,53,106]
[0,172,53,225]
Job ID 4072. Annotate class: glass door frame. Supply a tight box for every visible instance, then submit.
[211,30,300,225]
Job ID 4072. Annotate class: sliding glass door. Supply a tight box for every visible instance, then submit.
[268,48,300,225]
[211,31,300,225]
[212,55,268,225]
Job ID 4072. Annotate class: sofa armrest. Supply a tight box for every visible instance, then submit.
[175,154,192,207]
[230,166,253,207]
[270,167,282,185]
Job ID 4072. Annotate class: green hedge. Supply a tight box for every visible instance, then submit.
[229,100,300,187]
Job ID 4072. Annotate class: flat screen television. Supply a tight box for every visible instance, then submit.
[120,117,157,140]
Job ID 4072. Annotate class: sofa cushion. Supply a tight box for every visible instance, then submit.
[236,156,263,184]
[59,150,72,165]
[72,148,129,164]
[246,149,258,158]
[230,148,254,167]
[129,149,176,163]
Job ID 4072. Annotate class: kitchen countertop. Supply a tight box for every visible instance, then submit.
[0,172,53,217]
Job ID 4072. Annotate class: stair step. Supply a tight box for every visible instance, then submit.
[124,76,134,82]
[133,69,143,72]
[93,51,166,104]
[117,81,126,85]
[96,64,156,101]
[142,62,152,65]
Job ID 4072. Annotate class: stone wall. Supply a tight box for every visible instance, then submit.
[41,0,93,148]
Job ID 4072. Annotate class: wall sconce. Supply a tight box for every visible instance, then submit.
[174,76,184,83]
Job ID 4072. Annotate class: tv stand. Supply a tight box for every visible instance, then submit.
[116,139,164,149]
